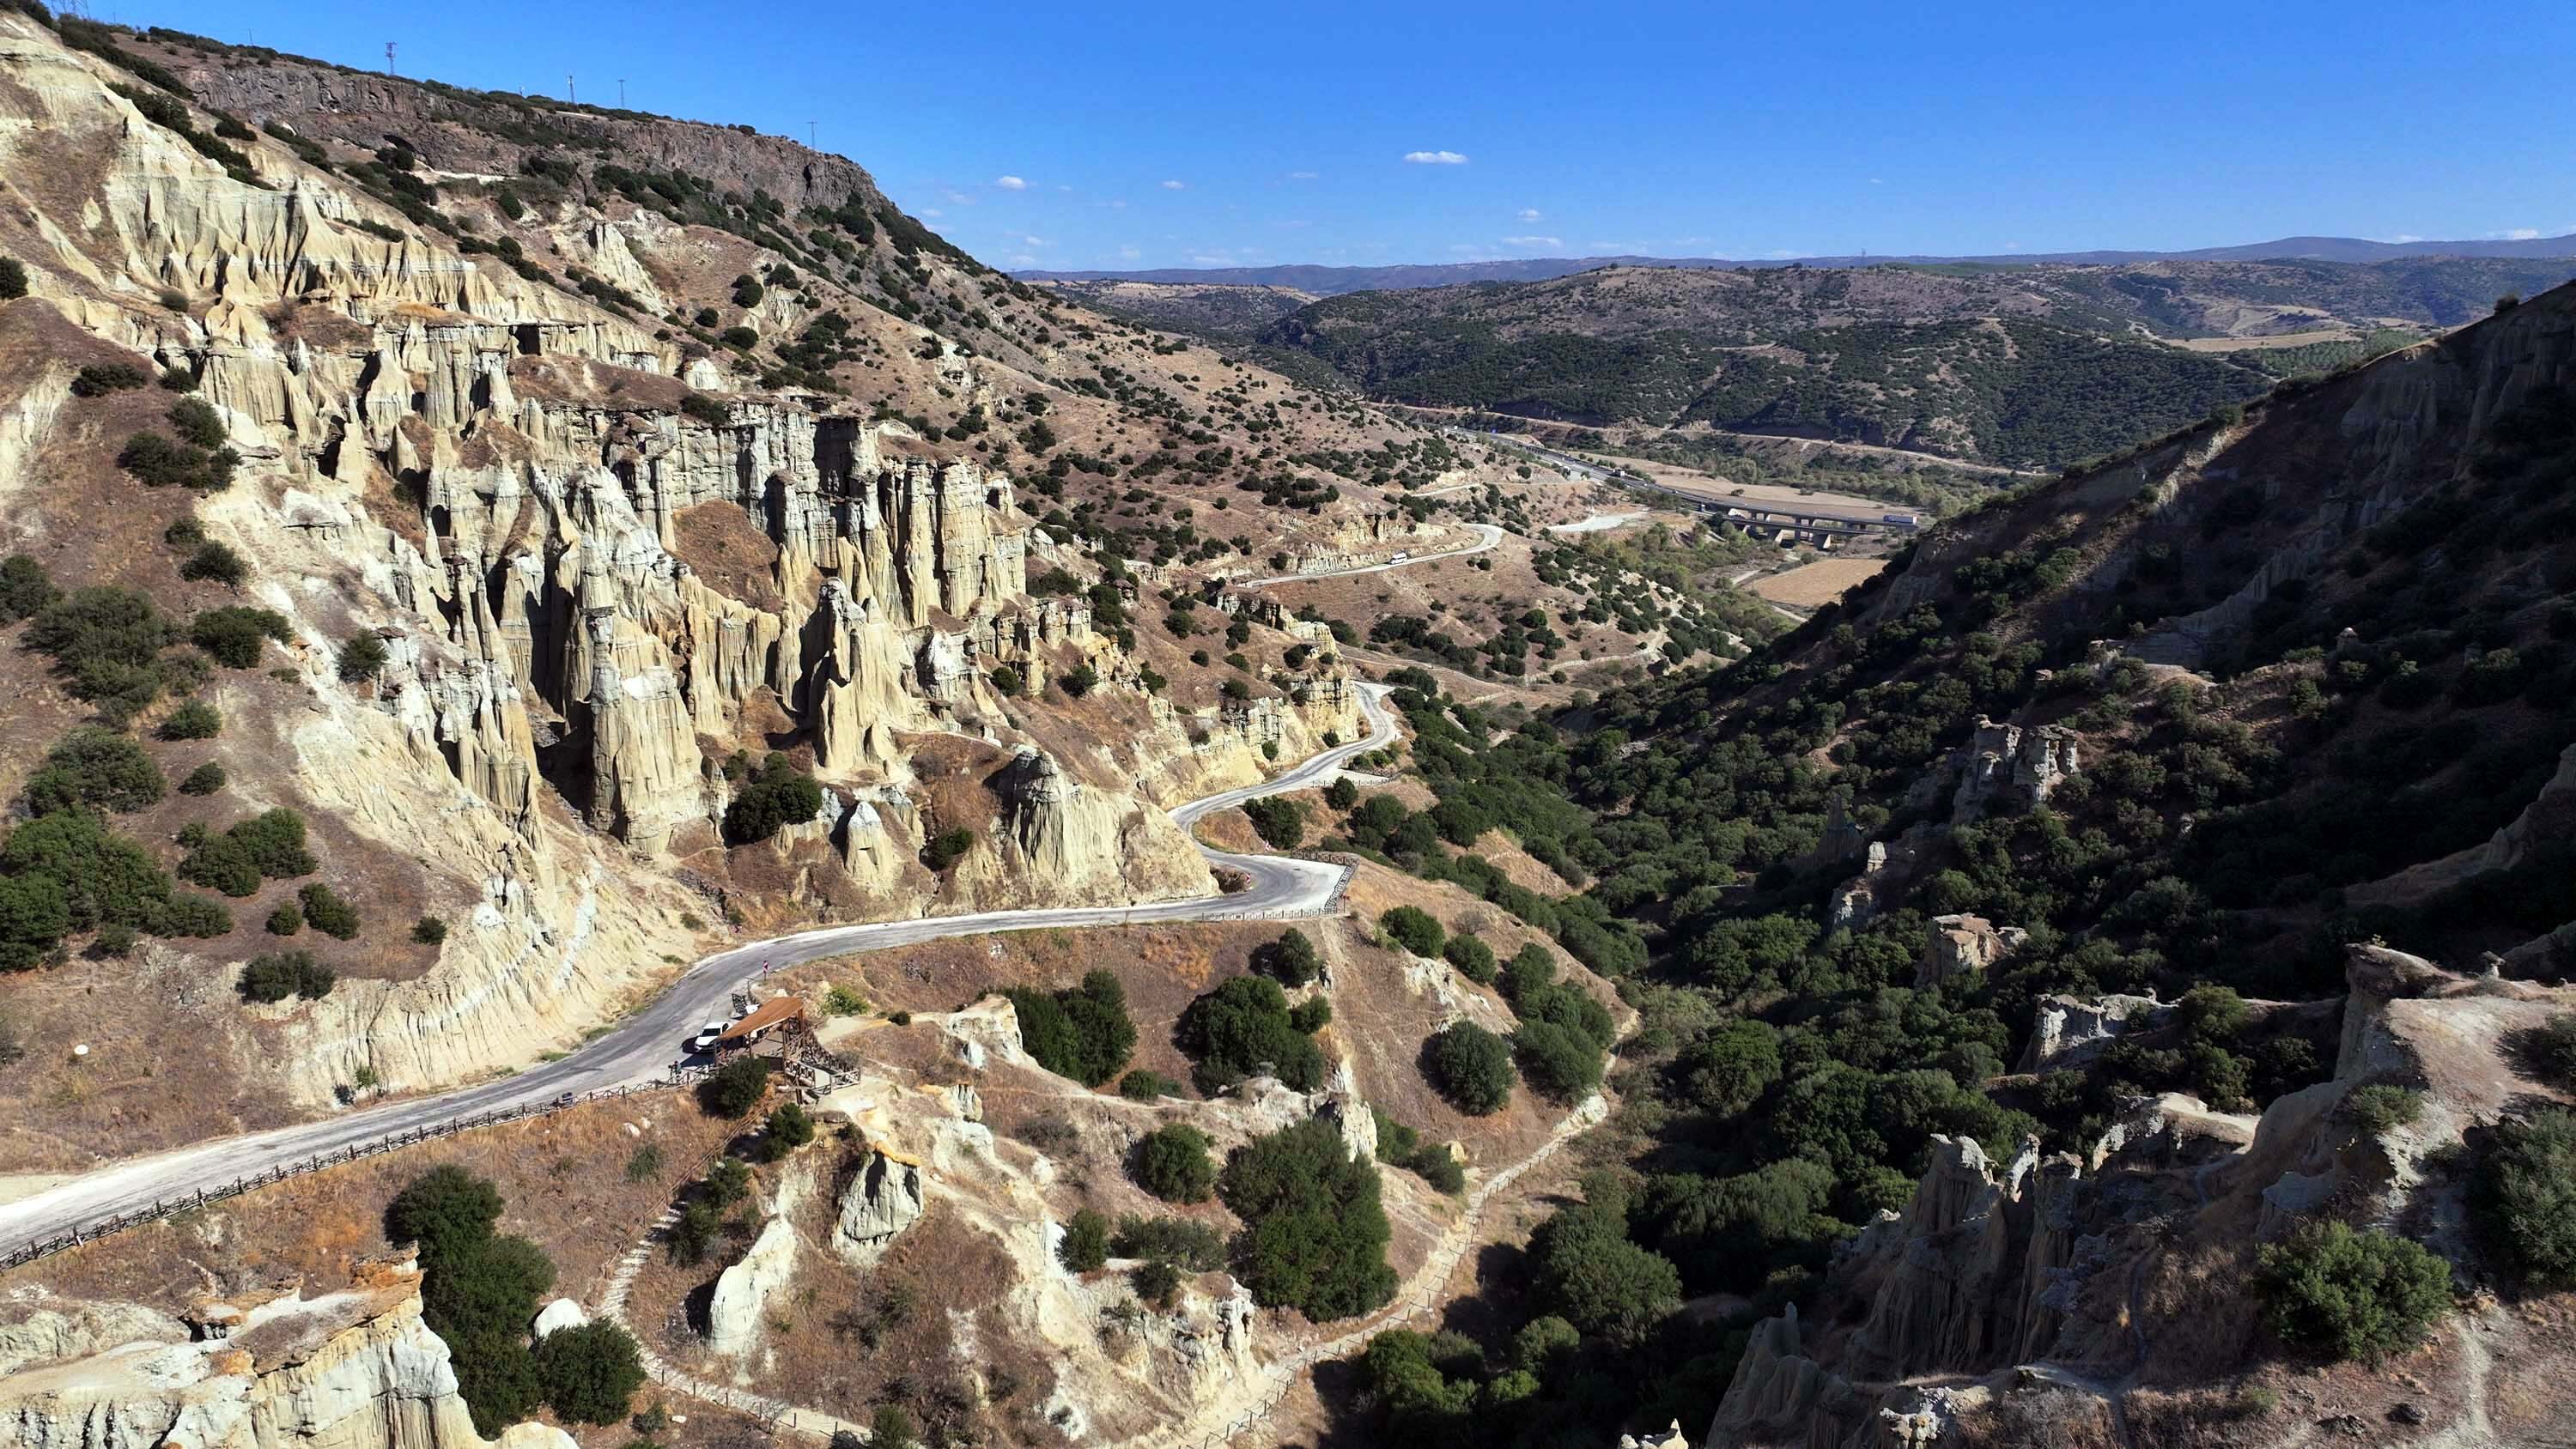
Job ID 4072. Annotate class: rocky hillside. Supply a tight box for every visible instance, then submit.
[0,8,1625,1163]
[1250,257,2576,465]
[1331,279,2576,1445]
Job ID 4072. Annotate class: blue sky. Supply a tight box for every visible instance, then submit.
[115,0,2576,272]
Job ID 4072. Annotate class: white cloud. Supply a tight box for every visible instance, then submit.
[1188,252,1233,264]
[1502,235,1562,248]
[1005,253,1037,266]
[1405,150,1469,165]
[2372,233,2425,244]
[1517,207,1543,221]
[2492,227,2543,240]
[1119,246,1142,261]
[1765,249,1801,259]
[1108,198,1127,210]
[1160,179,1188,191]
[1868,177,1884,185]
[1288,170,1320,180]
[993,174,1028,191]
[919,208,943,219]
[1021,235,1049,247]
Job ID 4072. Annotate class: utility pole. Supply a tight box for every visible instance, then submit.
[385,41,397,76]
[617,78,626,106]
[567,74,576,103]
[807,120,817,148]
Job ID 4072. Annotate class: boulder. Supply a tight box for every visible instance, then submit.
[707,1215,798,1355]
[833,1146,926,1266]
[529,1298,586,1340]
[1915,914,2026,989]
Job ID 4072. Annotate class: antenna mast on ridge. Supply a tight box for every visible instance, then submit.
[385,41,397,76]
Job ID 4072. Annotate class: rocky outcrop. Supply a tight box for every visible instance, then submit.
[1948,717,2079,821]
[990,749,1214,905]
[0,1257,574,1449]
[529,1300,586,1339]
[2016,991,2164,1073]
[832,1145,927,1267]
[707,1215,799,1356]
[1315,1089,1378,1165]
[1915,914,2025,989]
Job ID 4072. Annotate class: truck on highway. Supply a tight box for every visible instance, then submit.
[1882,512,1923,526]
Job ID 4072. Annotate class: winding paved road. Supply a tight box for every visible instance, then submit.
[0,687,1401,1258]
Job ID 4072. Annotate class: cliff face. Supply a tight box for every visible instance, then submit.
[0,12,1379,1108]
[173,53,883,217]
[0,1258,573,1449]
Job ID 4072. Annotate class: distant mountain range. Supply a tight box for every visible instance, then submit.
[1019,233,2576,295]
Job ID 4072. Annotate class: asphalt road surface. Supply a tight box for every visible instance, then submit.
[0,686,1400,1256]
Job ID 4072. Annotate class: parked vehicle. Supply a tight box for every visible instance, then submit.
[688,1020,727,1054]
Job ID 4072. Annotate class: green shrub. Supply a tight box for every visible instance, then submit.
[337,633,389,682]
[2,809,178,949]
[1406,1145,1466,1194]
[71,363,147,397]
[2255,1220,2452,1361]
[179,761,226,795]
[697,1055,770,1118]
[179,541,247,585]
[24,726,165,814]
[1675,1019,1783,1118]
[1513,1019,1605,1103]
[2473,1108,2576,1287]
[0,876,70,972]
[678,392,730,427]
[1005,970,1136,1087]
[1059,1207,1110,1271]
[1178,973,1327,1093]
[298,882,360,938]
[179,832,260,895]
[721,752,823,845]
[531,1320,643,1425]
[1242,796,1304,849]
[265,903,302,936]
[1110,1215,1225,1270]
[1219,1118,1396,1319]
[1381,906,1443,957]
[1119,1068,1181,1100]
[987,663,1023,695]
[167,397,225,447]
[759,1101,816,1160]
[1254,926,1321,986]
[1289,996,1333,1034]
[1528,1202,1682,1345]
[704,1156,752,1209]
[157,365,196,391]
[2532,1012,2576,1082]
[190,606,290,668]
[27,586,177,720]
[239,950,334,1003]
[118,431,238,490]
[1426,1021,1516,1114]
[920,824,975,870]
[2343,1084,2424,1134]
[1132,1257,1183,1307]
[1134,1123,1218,1203]
[386,1167,558,1433]
[412,915,447,945]
[623,1144,664,1183]
[157,699,220,739]
[1443,933,1496,984]
[1323,777,1359,811]
[0,555,58,621]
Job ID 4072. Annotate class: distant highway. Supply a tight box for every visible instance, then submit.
[0,688,1400,1258]
[1446,427,1924,534]
[1237,524,1504,586]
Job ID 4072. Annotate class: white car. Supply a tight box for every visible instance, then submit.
[688,1021,726,1054]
